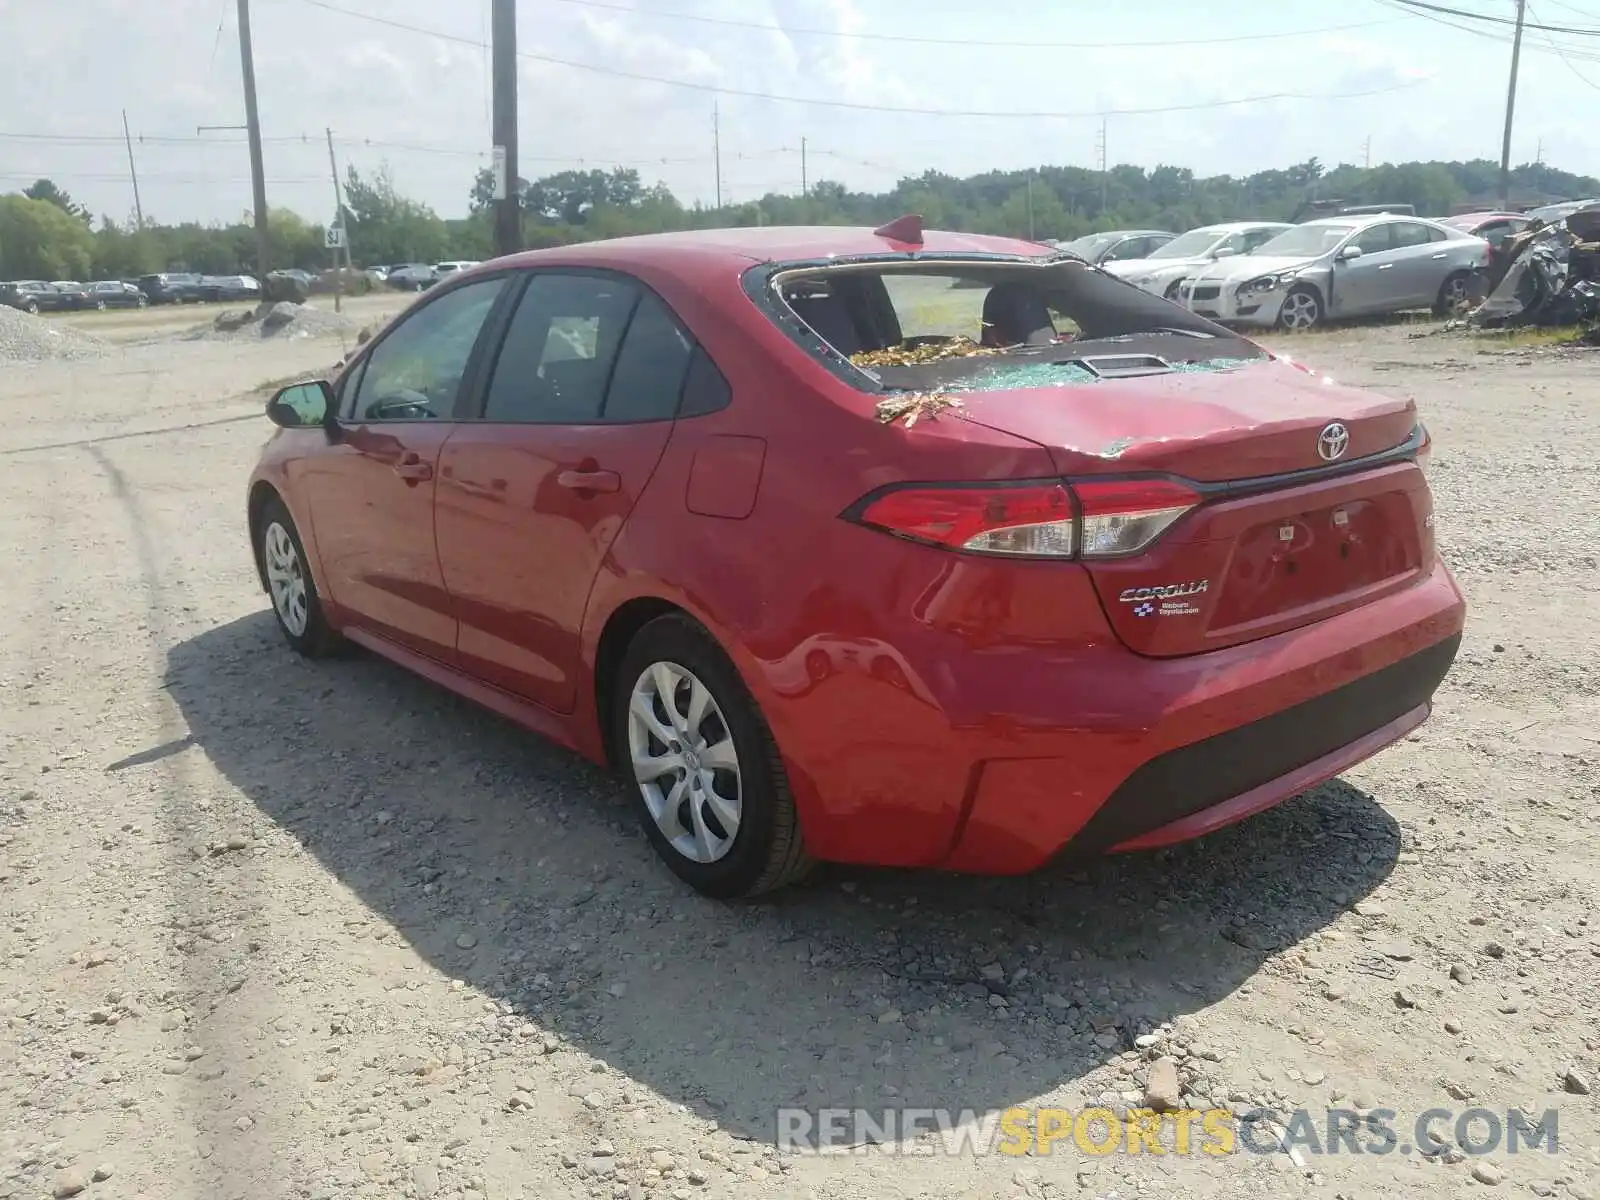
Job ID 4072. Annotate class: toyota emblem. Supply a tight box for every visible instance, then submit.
[1317,422,1350,462]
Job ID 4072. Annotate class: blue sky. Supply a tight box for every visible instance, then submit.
[3,0,1599,224]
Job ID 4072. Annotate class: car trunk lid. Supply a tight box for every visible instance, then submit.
[950,356,1432,657]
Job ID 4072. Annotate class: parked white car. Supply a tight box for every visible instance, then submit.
[1176,214,1491,330]
[1101,222,1293,299]
[433,260,481,279]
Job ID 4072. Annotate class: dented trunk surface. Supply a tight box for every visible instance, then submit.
[950,357,1416,479]
[950,358,1432,657]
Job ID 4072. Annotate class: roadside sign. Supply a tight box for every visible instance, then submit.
[325,224,346,249]
[492,145,508,201]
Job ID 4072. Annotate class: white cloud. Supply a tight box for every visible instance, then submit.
[0,0,1595,225]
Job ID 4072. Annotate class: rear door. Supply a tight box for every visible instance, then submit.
[435,270,695,712]
[1391,220,1451,305]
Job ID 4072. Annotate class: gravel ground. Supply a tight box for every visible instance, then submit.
[1,322,1597,1200]
[0,306,109,363]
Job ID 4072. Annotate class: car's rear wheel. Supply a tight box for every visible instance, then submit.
[614,614,812,899]
[1278,286,1323,331]
[258,497,342,658]
[24,300,39,315]
[1435,271,1472,316]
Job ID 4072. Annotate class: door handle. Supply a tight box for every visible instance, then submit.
[556,468,621,494]
[1431,252,1447,259]
[394,453,434,484]
[1377,263,1393,270]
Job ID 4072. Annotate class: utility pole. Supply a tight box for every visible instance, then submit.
[491,0,521,257]
[1499,0,1527,210]
[1095,118,1109,214]
[1026,171,1035,241]
[800,136,807,198]
[713,100,723,209]
[1363,135,1372,170]
[236,0,271,281]
[325,128,353,311]
[121,110,145,231]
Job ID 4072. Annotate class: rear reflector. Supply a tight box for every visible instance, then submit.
[1072,478,1201,558]
[855,483,1076,557]
[850,476,1202,559]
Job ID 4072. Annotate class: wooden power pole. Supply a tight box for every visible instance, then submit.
[122,110,145,230]
[1498,0,1528,210]
[491,0,521,257]
[236,0,271,280]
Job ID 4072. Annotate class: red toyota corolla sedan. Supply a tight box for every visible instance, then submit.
[247,219,1465,899]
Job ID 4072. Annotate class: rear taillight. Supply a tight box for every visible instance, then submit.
[849,477,1200,559]
[855,483,1076,557]
[1072,478,1200,558]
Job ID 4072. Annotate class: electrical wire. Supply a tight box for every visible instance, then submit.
[1528,2,1600,85]
[1381,0,1600,37]
[279,0,1434,118]
[529,0,1405,50]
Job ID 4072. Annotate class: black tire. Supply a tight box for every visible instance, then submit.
[1434,271,1471,317]
[256,497,342,658]
[1277,285,1323,331]
[24,301,39,315]
[612,614,813,899]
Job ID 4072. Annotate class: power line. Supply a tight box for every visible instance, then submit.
[1370,0,1600,61]
[1529,1,1600,85]
[1382,0,1600,37]
[278,0,1433,119]
[529,0,1405,50]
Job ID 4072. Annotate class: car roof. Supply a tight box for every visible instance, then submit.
[1300,213,1420,229]
[496,225,1057,271]
[1192,220,1291,233]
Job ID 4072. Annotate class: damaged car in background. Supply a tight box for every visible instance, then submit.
[1464,204,1600,329]
[1177,213,1491,330]
[246,217,1463,899]
[1100,221,1293,299]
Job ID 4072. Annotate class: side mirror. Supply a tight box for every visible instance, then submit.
[1212,246,1238,259]
[1337,244,1364,261]
[266,379,334,428]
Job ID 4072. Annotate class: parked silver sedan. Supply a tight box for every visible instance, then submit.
[1176,214,1491,330]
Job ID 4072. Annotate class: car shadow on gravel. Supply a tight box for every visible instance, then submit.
[165,612,1401,1144]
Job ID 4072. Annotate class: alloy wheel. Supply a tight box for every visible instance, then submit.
[1280,291,1320,330]
[263,521,309,637]
[627,661,743,864]
[1443,277,1469,313]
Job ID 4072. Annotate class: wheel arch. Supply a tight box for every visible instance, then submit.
[247,480,281,594]
[592,596,699,771]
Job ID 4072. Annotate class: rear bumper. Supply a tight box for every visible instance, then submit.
[930,555,1465,874]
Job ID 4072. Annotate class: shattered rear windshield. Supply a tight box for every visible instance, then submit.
[763,259,1267,394]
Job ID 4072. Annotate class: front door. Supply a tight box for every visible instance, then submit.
[303,275,509,663]
[1330,222,1399,315]
[436,272,696,712]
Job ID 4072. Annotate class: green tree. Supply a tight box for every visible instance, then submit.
[344,163,448,265]
[23,178,89,222]
[0,194,95,278]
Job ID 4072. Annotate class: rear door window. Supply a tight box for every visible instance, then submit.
[481,273,640,423]
[1392,222,1436,249]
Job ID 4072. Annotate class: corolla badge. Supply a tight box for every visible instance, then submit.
[1120,580,1209,618]
[1318,421,1350,462]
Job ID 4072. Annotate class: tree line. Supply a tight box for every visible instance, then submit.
[3,155,1595,282]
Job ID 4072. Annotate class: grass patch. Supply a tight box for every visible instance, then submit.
[1472,325,1587,352]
